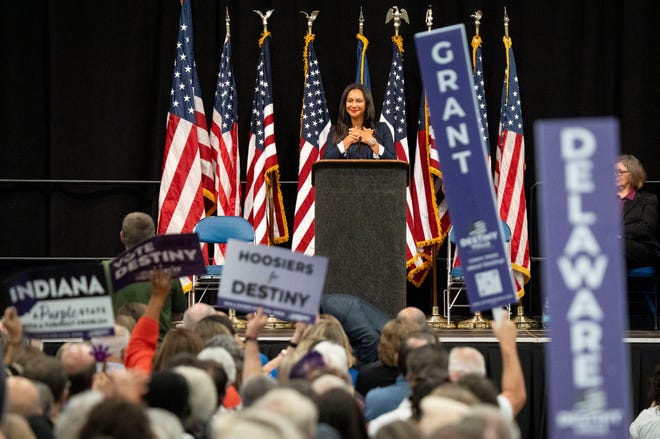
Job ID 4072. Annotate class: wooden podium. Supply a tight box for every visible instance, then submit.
[313,160,409,318]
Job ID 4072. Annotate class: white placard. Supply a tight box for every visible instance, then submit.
[217,240,328,322]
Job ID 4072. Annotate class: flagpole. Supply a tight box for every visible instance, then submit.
[355,7,371,88]
[267,183,275,245]
[422,5,452,329]
[457,9,492,330]
[220,6,247,330]
[501,7,538,330]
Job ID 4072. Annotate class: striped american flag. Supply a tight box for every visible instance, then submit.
[432,122,451,253]
[209,35,241,264]
[379,37,415,270]
[180,2,215,217]
[408,97,448,286]
[292,36,330,255]
[494,36,530,297]
[244,33,288,246]
[472,35,491,150]
[158,0,206,237]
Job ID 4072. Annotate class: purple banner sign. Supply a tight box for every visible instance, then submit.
[415,24,517,311]
[1,263,114,339]
[108,233,205,291]
[535,118,630,438]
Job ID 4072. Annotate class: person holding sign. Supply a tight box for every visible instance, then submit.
[322,83,396,160]
[104,212,187,339]
[617,155,660,268]
[124,266,174,372]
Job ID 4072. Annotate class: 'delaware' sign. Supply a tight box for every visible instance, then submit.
[535,118,630,438]
[217,240,328,323]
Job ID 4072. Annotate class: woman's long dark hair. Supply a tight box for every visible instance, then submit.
[333,83,376,143]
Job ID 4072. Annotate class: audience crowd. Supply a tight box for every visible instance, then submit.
[5,263,659,438]
[0,212,602,439]
[0,265,536,439]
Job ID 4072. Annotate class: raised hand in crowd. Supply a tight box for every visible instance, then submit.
[261,320,309,374]
[143,266,172,321]
[2,306,24,363]
[492,317,527,416]
[242,307,269,383]
[124,266,173,372]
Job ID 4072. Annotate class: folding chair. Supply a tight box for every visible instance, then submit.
[191,216,255,306]
[444,221,512,327]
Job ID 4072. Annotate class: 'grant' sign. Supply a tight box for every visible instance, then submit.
[415,24,517,311]
[535,118,630,438]
[217,240,328,323]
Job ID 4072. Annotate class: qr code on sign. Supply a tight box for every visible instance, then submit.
[475,269,503,297]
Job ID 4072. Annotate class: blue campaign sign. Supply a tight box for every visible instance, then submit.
[108,233,206,291]
[1,263,115,339]
[535,118,630,438]
[415,24,517,311]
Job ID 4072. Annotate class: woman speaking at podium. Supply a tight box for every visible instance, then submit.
[322,83,396,159]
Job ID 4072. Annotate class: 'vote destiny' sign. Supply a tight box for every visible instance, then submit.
[535,118,630,438]
[217,240,328,323]
[415,24,517,311]
[108,233,205,291]
[2,264,114,339]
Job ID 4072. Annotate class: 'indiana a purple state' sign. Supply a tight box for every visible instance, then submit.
[2,263,114,339]
[535,118,630,438]
[415,24,517,311]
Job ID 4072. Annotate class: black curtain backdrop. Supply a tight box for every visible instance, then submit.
[2,0,660,315]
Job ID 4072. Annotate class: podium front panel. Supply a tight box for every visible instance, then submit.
[314,160,408,318]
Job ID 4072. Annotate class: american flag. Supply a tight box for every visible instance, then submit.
[182,2,214,217]
[408,98,448,286]
[209,35,241,264]
[379,37,415,270]
[158,0,206,238]
[244,33,288,246]
[292,36,330,255]
[494,36,530,297]
[472,35,491,150]
[355,33,371,88]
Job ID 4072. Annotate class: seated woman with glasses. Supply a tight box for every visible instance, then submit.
[616,154,660,268]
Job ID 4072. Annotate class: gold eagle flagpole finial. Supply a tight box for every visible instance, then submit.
[300,10,319,36]
[253,9,274,34]
[385,6,410,37]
